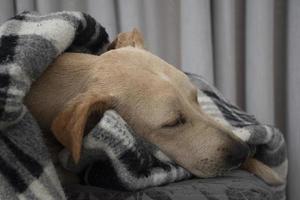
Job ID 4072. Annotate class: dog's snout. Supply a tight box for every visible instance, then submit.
[227,142,249,166]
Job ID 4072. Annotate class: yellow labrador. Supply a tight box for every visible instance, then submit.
[25,29,282,185]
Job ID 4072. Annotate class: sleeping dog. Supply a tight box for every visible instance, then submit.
[25,29,282,186]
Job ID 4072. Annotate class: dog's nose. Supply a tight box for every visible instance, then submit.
[227,142,249,166]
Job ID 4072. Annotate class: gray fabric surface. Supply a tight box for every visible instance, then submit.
[64,170,285,200]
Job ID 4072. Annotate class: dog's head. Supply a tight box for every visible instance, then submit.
[27,29,250,178]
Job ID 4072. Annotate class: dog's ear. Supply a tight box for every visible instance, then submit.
[130,28,144,48]
[107,28,144,50]
[51,93,115,163]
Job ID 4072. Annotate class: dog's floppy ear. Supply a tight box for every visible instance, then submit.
[51,93,115,163]
[107,28,144,50]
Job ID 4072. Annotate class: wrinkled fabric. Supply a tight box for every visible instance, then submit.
[0,11,109,199]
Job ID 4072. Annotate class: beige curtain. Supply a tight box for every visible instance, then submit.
[0,0,299,199]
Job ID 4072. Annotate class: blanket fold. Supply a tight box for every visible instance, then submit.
[0,11,109,200]
[59,110,191,190]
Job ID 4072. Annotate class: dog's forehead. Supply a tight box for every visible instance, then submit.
[97,47,196,98]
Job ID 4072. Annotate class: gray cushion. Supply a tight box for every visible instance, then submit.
[64,170,285,200]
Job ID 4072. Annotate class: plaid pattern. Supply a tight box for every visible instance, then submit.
[0,11,109,199]
[59,110,192,191]
[187,73,287,171]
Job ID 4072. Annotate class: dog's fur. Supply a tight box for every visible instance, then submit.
[25,29,282,185]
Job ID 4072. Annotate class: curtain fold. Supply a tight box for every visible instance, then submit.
[273,0,287,133]
[287,0,300,199]
[245,0,275,125]
[0,0,299,199]
[36,0,60,13]
[212,0,244,107]
[180,0,214,83]
[86,0,118,37]
[16,0,35,13]
[0,0,15,23]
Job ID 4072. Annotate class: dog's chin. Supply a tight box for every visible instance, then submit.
[188,163,241,178]
[188,170,220,178]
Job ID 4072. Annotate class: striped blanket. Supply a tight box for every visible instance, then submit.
[0,11,287,200]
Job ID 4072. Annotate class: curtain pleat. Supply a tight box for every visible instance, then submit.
[117,0,144,34]
[287,0,300,199]
[180,0,214,83]
[245,0,275,125]
[60,0,86,12]
[16,0,35,13]
[0,0,15,23]
[142,1,164,62]
[273,0,287,132]
[36,0,60,14]
[86,0,118,38]
[0,0,298,199]
[212,0,244,107]
[143,0,180,67]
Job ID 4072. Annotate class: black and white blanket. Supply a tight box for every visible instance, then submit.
[0,11,287,200]
[0,11,108,200]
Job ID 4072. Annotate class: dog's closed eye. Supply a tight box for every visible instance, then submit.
[162,113,186,128]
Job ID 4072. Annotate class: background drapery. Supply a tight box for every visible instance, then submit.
[0,0,299,199]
